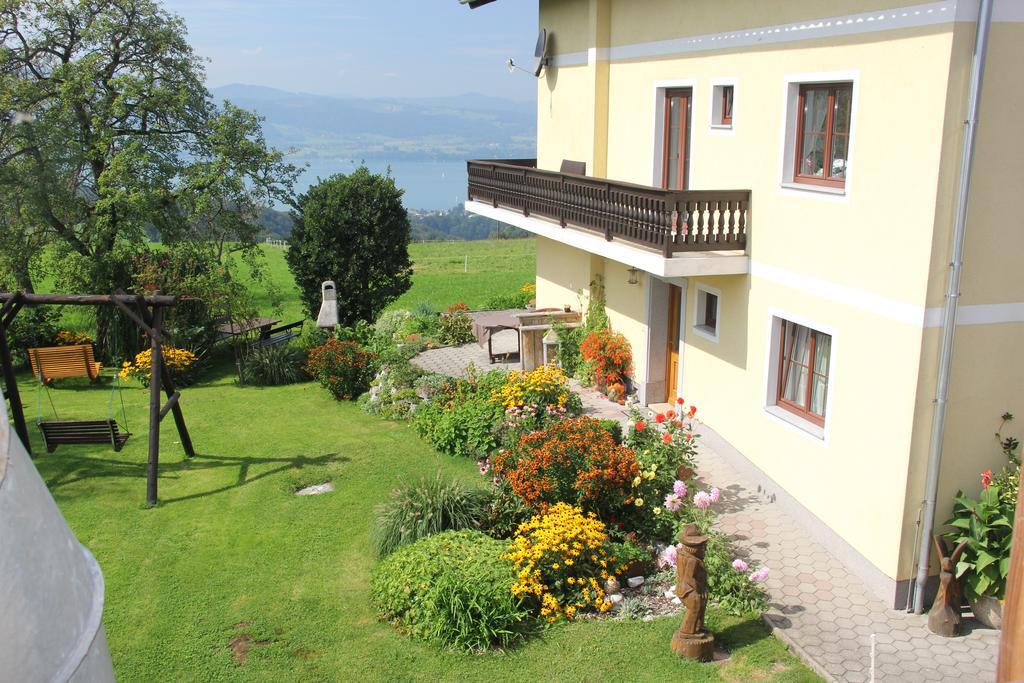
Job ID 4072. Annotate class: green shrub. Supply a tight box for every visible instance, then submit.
[240,344,307,386]
[704,532,769,615]
[370,530,531,651]
[306,338,377,400]
[374,475,489,557]
[478,483,532,540]
[412,370,506,458]
[598,418,623,444]
[482,283,534,310]
[436,302,475,346]
[361,357,425,420]
[6,308,59,369]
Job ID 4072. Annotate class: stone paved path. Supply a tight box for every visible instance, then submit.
[690,424,999,682]
[410,341,1000,681]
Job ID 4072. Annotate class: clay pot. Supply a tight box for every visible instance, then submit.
[970,594,1003,629]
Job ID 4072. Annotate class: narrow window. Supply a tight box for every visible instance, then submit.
[720,86,733,125]
[776,320,831,425]
[794,83,851,187]
[694,287,720,341]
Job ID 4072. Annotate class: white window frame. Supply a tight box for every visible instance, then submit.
[762,309,836,443]
[777,70,859,202]
[692,283,720,342]
[650,79,697,187]
[709,78,737,135]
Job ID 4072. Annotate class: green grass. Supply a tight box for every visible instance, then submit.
[33,238,536,333]
[244,239,535,324]
[21,360,818,682]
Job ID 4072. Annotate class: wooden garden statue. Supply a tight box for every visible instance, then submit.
[928,535,969,637]
[671,523,715,661]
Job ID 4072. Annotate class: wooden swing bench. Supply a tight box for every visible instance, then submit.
[27,344,103,383]
[38,419,130,453]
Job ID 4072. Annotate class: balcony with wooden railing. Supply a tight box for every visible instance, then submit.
[466,159,750,258]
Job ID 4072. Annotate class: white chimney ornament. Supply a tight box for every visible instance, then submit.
[316,280,338,328]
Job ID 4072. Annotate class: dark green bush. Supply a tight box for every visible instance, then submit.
[598,418,623,444]
[478,483,532,540]
[370,530,531,651]
[374,475,489,557]
[6,308,59,369]
[240,344,307,386]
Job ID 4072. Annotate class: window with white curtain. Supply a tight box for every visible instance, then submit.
[776,320,831,425]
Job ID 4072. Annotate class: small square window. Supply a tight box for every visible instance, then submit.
[694,287,719,341]
[711,84,734,128]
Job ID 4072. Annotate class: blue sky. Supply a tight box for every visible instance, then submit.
[163,0,539,101]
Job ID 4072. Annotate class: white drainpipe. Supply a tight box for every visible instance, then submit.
[911,0,993,615]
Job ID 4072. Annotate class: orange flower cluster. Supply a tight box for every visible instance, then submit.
[580,328,632,391]
[306,338,377,400]
[493,417,640,516]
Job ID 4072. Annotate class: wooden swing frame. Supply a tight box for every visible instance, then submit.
[0,291,195,506]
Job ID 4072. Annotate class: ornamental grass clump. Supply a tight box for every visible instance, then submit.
[374,475,489,557]
[492,416,640,518]
[504,503,617,621]
[371,530,531,651]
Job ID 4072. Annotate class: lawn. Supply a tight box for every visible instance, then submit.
[16,236,815,681]
[21,360,818,682]
[244,239,536,324]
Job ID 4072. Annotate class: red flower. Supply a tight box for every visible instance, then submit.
[982,469,993,488]
[665,409,676,419]
[662,433,673,444]
[634,420,646,432]
[688,406,697,418]
[677,397,685,405]
[654,413,666,424]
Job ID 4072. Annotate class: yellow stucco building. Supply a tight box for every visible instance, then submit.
[462,0,1023,608]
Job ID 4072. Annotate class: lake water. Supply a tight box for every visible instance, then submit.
[294,158,469,211]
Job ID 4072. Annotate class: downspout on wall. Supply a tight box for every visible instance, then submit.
[911,0,993,615]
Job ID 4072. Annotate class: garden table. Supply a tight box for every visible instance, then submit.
[471,310,521,363]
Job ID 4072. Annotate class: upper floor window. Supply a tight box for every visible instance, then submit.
[794,83,851,187]
[720,86,734,125]
[711,83,734,129]
[776,320,831,425]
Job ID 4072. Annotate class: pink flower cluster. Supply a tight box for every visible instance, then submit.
[692,486,720,510]
[657,544,678,569]
[663,479,688,512]
[749,567,770,582]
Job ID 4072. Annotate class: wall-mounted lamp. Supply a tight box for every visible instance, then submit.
[627,268,640,285]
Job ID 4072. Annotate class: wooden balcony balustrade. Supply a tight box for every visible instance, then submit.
[467,159,750,257]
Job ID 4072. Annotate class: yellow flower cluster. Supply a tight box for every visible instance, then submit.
[491,363,570,411]
[120,346,197,381]
[55,330,93,346]
[504,502,614,622]
[520,283,537,296]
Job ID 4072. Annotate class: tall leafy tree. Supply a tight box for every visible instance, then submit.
[287,168,412,326]
[0,0,300,273]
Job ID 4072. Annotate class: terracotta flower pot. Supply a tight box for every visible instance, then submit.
[970,594,1003,630]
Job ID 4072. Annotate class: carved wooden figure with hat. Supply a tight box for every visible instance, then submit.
[671,523,716,661]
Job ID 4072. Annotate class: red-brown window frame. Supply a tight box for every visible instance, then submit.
[720,86,734,125]
[793,82,851,188]
[776,320,829,427]
[661,88,691,190]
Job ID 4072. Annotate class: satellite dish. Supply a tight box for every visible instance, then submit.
[533,28,550,76]
[506,29,551,79]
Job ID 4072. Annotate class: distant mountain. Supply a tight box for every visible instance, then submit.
[212,84,535,162]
